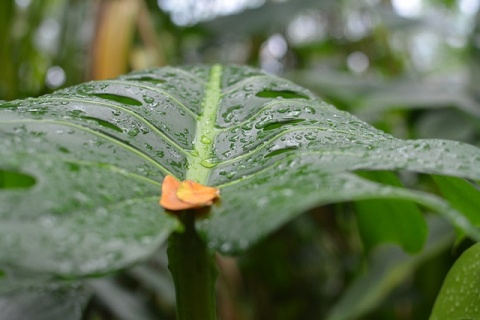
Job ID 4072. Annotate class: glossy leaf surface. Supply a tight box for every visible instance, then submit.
[430,242,480,319]
[1,65,480,279]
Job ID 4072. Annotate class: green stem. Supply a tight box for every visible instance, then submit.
[168,213,218,320]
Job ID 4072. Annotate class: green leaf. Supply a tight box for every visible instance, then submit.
[433,175,480,227]
[0,285,91,320]
[433,175,480,243]
[355,171,427,253]
[327,216,455,320]
[430,242,480,320]
[355,80,480,123]
[199,0,334,37]
[1,65,480,280]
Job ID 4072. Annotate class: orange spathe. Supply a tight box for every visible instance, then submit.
[159,175,220,211]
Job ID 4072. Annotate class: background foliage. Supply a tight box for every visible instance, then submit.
[1,0,480,319]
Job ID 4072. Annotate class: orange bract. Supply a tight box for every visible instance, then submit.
[159,175,220,211]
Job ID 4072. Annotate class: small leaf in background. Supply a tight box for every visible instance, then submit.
[430,242,480,320]
[355,171,427,254]
[433,175,480,240]
[159,175,220,211]
[327,216,454,320]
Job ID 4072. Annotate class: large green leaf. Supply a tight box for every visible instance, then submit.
[1,65,480,280]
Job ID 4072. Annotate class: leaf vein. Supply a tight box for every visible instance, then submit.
[34,97,193,157]
[0,119,173,175]
[215,150,360,188]
[107,80,199,117]
[221,75,272,95]
[215,125,352,166]
[215,100,320,133]
[36,154,166,186]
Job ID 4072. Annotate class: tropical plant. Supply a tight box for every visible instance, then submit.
[1,64,480,319]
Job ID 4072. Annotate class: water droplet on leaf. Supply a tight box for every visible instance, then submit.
[128,128,139,136]
[200,135,212,144]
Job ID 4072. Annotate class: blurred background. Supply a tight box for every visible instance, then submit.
[1,0,480,319]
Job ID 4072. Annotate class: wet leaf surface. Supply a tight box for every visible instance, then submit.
[430,242,480,320]
[1,65,480,280]
[0,284,91,320]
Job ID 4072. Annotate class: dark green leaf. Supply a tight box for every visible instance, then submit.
[1,65,480,279]
[355,171,427,253]
[433,175,480,240]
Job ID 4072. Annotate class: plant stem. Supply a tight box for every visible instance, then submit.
[168,213,218,320]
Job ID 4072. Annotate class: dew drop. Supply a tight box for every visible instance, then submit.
[190,150,200,157]
[277,107,289,114]
[242,123,253,130]
[58,146,70,153]
[128,128,139,136]
[304,106,316,114]
[200,135,212,144]
[143,96,154,103]
[200,158,218,168]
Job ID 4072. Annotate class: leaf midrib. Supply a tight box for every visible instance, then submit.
[186,65,222,184]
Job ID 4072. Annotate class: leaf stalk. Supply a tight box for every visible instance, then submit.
[168,213,218,320]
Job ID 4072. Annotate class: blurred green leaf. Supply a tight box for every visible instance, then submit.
[414,109,478,142]
[0,285,91,320]
[327,217,455,320]
[355,81,480,123]
[200,0,336,37]
[355,171,427,254]
[430,242,480,320]
[433,175,480,240]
